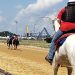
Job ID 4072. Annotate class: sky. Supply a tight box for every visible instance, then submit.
[0,0,68,35]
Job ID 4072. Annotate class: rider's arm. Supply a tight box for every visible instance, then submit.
[57,18,61,25]
[57,7,65,25]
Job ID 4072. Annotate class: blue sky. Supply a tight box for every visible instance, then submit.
[0,0,68,35]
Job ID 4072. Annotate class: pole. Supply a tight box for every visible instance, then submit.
[15,21,18,35]
[34,24,35,34]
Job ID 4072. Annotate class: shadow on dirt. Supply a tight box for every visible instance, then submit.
[0,68,12,75]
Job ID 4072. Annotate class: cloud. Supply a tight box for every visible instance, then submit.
[24,0,63,11]
[0,16,5,23]
[12,0,64,34]
[14,0,63,22]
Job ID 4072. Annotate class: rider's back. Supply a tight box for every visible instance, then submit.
[62,3,75,22]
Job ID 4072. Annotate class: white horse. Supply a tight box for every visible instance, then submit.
[52,19,75,75]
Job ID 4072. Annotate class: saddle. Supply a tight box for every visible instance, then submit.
[55,33,75,49]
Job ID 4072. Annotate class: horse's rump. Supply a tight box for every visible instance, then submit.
[13,39,19,45]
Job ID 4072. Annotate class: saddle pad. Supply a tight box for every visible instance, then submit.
[55,33,75,49]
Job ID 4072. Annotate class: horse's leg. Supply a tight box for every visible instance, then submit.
[72,66,75,75]
[7,43,9,48]
[11,41,13,49]
[7,42,8,46]
[15,46,17,49]
[52,51,61,75]
[16,44,17,50]
[14,44,16,50]
[8,44,10,49]
[67,67,72,75]
[53,64,60,75]
[11,43,13,49]
[10,44,11,49]
[13,45,15,49]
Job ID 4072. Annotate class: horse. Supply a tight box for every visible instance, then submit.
[13,36,19,50]
[7,37,13,49]
[52,19,75,75]
[7,35,19,50]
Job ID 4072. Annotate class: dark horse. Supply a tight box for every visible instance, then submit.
[7,35,19,50]
[13,35,19,50]
[7,36,13,49]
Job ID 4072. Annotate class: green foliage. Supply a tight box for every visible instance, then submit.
[0,31,16,37]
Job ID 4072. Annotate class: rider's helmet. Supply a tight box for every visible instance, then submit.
[68,0,75,2]
[68,0,75,5]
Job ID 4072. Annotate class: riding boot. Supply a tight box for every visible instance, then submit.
[45,42,56,64]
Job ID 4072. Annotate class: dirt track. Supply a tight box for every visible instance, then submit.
[0,43,67,75]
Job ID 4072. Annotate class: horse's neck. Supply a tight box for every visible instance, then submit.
[54,20,60,32]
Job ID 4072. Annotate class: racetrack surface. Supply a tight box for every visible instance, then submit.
[0,43,67,75]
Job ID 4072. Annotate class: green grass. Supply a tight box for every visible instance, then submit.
[20,40,49,48]
[0,39,6,43]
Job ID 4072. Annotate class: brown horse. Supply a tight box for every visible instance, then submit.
[13,35,19,50]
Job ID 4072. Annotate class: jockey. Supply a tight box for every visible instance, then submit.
[14,35,18,40]
[45,0,75,65]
